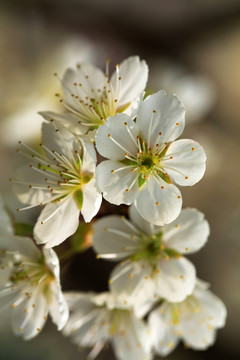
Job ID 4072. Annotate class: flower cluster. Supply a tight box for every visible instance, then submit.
[2,56,226,359]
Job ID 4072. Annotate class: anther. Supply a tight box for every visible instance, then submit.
[185,176,189,179]
[29,185,32,189]
[192,147,195,151]
[178,196,181,199]
[161,186,165,189]
[153,110,156,113]
[170,156,173,159]
[124,122,128,126]
[156,202,159,206]
[108,134,111,138]
[111,170,115,173]
[129,274,133,279]
[125,189,129,192]
[176,123,180,126]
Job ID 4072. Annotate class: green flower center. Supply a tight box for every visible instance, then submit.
[131,232,181,267]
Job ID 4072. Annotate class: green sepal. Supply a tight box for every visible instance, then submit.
[164,248,181,258]
[158,172,172,184]
[74,189,83,210]
[138,175,147,188]
[120,159,137,167]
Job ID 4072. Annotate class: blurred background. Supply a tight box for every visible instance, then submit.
[0,0,240,359]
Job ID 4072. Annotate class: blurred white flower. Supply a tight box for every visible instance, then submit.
[149,60,216,123]
[149,279,227,355]
[11,120,101,248]
[63,292,153,360]
[0,29,101,145]
[93,205,210,310]
[0,200,68,340]
[96,90,206,226]
[56,56,148,127]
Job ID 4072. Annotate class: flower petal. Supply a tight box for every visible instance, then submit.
[96,160,139,205]
[109,260,151,305]
[111,56,148,109]
[149,306,179,356]
[81,179,102,222]
[163,208,210,254]
[135,175,182,226]
[155,257,196,302]
[42,122,82,161]
[12,291,48,340]
[194,286,227,328]
[136,90,185,149]
[62,62,106,110]
[0,235,40,260]
[33,197,79,248]
[0,197,14,235]
[129,204,156,236]
[162,139,206,186]
[112,312,152,360]
[13,165,52,205]
[95,113,138,161]
[92,215,138,260]
[39,111,89,135]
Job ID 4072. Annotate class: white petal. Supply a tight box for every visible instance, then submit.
[96,161,139,205]
[163,208,210,254]
[0,235,40,260]
[13,165,52,205]
[135,175,182,226]
[194,287,227,328]
[49,283,69,331]
[149,307,179,356]
[42,122,82,161]
[42,247,60,280]
[0,197,14,235]
[162,139,206,186]
[33,197,79,248]
[95,113,138,161]
[136,91,185,149]
[111,56,148,109]
[112,312,152,360]
[109,260,151,305]
[129,204,156,236]
[92,215,138,260]
[81,179,102,222]
[62,63,106,108]
[39,111,88,135]
[180,311,216,350]
[13,291,48,340]
[155,257,196,302]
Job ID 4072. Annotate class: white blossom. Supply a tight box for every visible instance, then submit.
[93,205,209,312]
[55,56,148,127]
[11,120,101,248]
[149,280,227,355]
[0,203,68,340]
[96,90,206,226]
[63,292,153,360]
